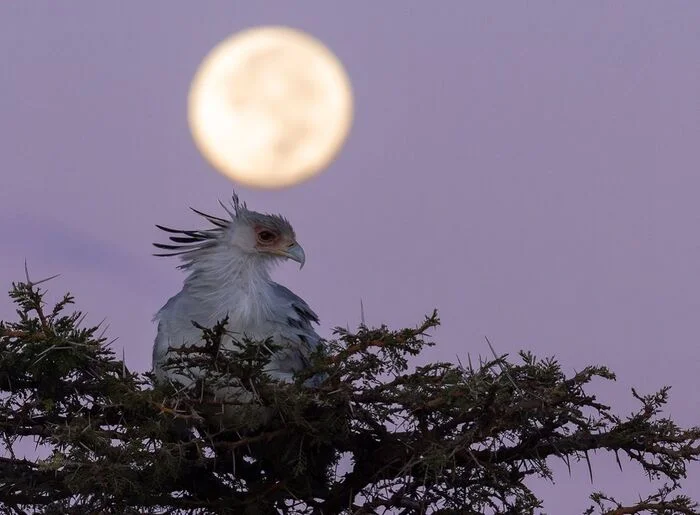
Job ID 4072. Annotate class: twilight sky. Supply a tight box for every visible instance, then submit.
[1,2,698,512]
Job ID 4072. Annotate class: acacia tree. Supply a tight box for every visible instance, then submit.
[0,274,698,514]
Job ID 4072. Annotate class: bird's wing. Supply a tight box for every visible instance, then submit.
[269,282,321,350]
[264,282,323,384]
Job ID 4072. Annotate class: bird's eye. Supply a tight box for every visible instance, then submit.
[258,230,276,243]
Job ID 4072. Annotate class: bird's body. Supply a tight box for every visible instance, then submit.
[152,193,322,399]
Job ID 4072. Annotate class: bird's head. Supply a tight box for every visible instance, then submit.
[230,210,305,269]
[154,191,306,270]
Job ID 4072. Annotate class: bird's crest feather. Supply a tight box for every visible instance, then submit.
[152,191,246,268]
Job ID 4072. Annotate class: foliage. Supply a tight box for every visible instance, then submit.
[0,275,698,514]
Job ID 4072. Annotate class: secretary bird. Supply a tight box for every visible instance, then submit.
[152,192,323,414]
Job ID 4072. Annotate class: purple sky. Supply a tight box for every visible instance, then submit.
[1,2,698,512]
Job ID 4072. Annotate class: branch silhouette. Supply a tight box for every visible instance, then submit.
[0,279,698,514]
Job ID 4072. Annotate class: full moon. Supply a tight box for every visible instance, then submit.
[187,26,354,188]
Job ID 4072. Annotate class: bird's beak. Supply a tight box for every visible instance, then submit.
[276,242,306,269]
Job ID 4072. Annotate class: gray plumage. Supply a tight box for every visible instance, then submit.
[152,192,322,400]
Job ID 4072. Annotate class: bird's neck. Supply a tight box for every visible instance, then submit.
[182,249,275,323]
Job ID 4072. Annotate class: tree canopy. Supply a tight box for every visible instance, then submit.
[0,275,698,514]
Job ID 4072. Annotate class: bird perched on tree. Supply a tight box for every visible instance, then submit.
[151,192,322,408]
